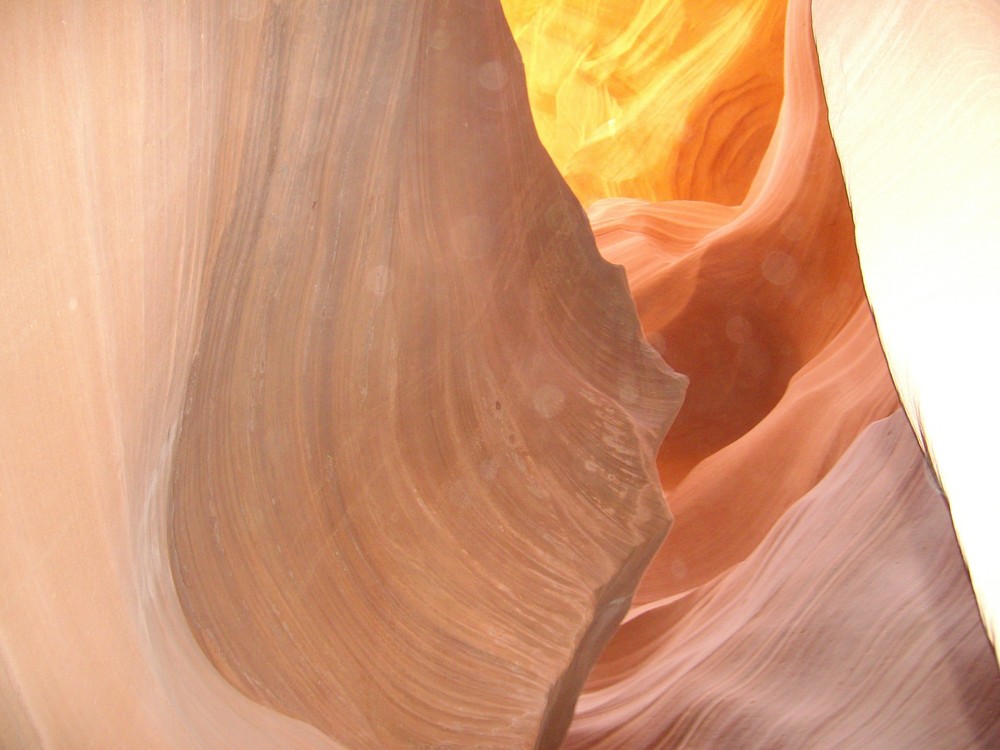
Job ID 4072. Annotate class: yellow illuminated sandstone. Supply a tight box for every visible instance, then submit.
[501,0,786,206]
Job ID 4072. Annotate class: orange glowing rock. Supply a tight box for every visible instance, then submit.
[588,0,899,596]
[501,0,787,206]
[559,0,1000,743]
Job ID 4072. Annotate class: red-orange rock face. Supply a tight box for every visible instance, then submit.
[591,0,900,599]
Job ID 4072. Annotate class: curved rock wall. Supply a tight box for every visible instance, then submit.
[2,0,998,747]
[813,0,1000,662]
[0,3,682,747]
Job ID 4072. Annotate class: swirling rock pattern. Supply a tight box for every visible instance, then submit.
[167,3,683,748]
[3,0,999,747]
[0,2,682,747]
[568,413,1000,748]
[502,0,787,206]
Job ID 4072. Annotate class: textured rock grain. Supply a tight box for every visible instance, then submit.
[0,3,683,748]
[568,412,1000,748]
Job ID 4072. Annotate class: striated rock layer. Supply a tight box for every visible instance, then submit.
[568,413,1000,748]
[0,2,682,748]
[166,3,684,748]
[561,0,1000,744]
[3,0,999,746]
[502,0,787,207]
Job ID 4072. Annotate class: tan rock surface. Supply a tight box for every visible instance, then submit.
[0,2,682,747]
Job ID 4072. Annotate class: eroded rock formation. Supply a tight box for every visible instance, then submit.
[0,3,681,747]
[503,0,1000,744]
[582,0,899,596]
[568,412,1000,748]
[166,4,684,747]
[2,0,998,747]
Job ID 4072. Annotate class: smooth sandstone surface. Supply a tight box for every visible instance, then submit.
[813,0,1000,663]
[2,4,336,747]
[0,2,682,748]
[568,412,1000,748]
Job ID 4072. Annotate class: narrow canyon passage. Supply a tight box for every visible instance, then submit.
[2,1,998,748]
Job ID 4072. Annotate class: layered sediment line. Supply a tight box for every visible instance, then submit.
[587,0,899,598]
[568,412,1000,748]
[0,3,683,748]
[3,0,999,747]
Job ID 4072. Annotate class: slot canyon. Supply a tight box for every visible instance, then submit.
[1,1,998,748]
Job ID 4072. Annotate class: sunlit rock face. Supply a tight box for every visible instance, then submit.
[503,0,786,207]
[0,2,682,748]
[813,0,1000,663]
